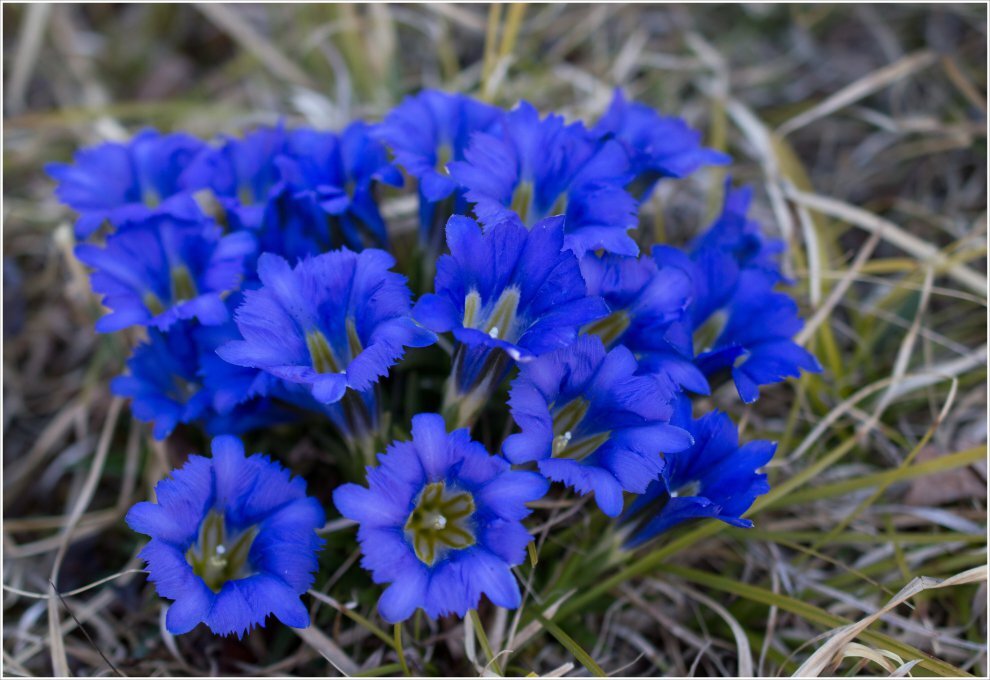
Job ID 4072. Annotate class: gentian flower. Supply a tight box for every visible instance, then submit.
[687,181,786,291]
[111,314,285,440]
[593,89,730,200]
[579,252,706,394]
[503,336,692,516]
[632,182,819,400]
[201,396,297,437]
[218,249,435,407]
[374,89,502,243]
[656,182,783,329]
[46,129,205,239]
[448,101,639,257]
[179,126,288,232]
[194,308,275,417]
[413,215,607,426]
[694,269,822,403]
[75,214,256,332]
[276,123,403,250]
[623,404,774,546]
[333,413,548,623]
[127,436,325,636]
[111,324,211,440]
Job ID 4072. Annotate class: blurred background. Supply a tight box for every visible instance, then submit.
[3,3,987,677]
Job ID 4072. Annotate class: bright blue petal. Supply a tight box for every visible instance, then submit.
[378,565,428,624]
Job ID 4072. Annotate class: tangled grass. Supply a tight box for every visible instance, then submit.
[3,3,987,676]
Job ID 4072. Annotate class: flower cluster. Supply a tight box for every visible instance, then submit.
[54,88,821,635]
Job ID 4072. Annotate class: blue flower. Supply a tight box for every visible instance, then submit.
[179,123,400,256]
[413,215,607,421]
[593,89,730,200]
[195,310,276,416]
[448,101,639,257]
[333,413,547,623]
[252,191,339,267]
[374,89,502,242]
[218,249,435,405]
[111,312,285,440]
[127,436,325,636]
[579,252,706,394]
[201,396,297,437]
[624,405,774,546]
[277,123,403,250]
[111,325,212,440]
[644,182,820,400]
[179,126,289,232]
[655,182,782,327]
[686,181,786,293]
[74,215,256,332]
[47,129,205,239]
[503,336,692,517]
[694,269,822,403]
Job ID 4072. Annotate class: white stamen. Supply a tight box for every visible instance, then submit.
[432,514,447,530]
[216,544,226,555]
[488,326,500,338]
[553,431,573,455]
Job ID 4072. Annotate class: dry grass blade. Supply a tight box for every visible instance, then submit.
[677,584,754,676]
[543,661,575,677]
[47,397,122,676]
[883,345,987,401]
[795,227,883,345]
[838,642,903,674]
[293,625,359,676]
[862,266,936,439]
[794,565,988,677]
[777,49,938,137]
[423,3,486,33]
[783,186,988,296]
[7,4,52,116]
[194,3,314,88]
[4,569,147,600]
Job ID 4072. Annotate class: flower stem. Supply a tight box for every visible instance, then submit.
[469,609,502,676]
[393,623,411,676]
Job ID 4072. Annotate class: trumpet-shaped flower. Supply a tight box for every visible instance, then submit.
[374,89,502,242]
[179,126,289,232]
[111,312,284,440]
[218,249,435,405]
[628,182,820,400]
[413,215,608,402]
[503,336,692,516]
[127,436,325,636]
[624,405,774,546]
[333,413,548,622]
[47,129,205,239]
[111,325,212,440]
[579,252,705,394]
[276,123,402,250]
[694,269,822,403]
[593,89,730,200]
[449,101,639,257]
[75,215,255,332]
